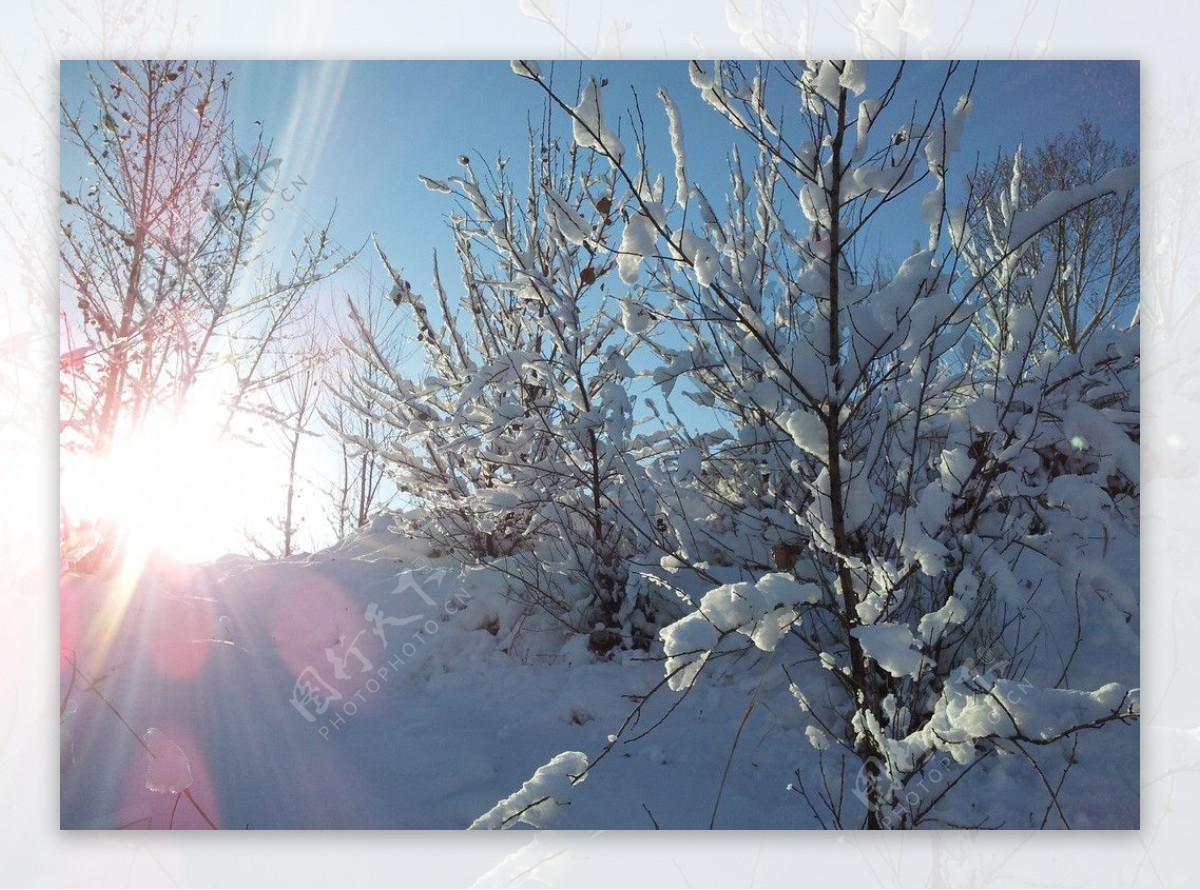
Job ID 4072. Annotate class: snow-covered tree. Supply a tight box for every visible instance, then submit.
[322,285,407,540]
[495,60,1139,829]
[60,60,348,569]
[966,122,1139,354]
[342,119,670,653]
[244,317,330,558]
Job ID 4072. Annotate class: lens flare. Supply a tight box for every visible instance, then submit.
[62,403,280,564]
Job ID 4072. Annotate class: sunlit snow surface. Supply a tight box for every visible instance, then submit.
[60,518,1137,829]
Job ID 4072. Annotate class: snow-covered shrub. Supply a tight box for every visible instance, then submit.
[515,60,1140,827]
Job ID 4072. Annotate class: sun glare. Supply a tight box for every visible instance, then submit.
[63,403,280,564]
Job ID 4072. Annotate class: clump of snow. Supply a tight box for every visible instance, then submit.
[680,230,720,286]
[661,611,719,691]
[618,298,654,334]
[839,60,868,95]
[917,594,968,641]
[924,93,973,175]
[661,573,821,690]
[510,60,542,80]
[853,97,881,160]
[469,750,588,829]
[617,209,658,284]
[143,728,193,794]
[851,622,931,680]
[544,185,593,245]
[787,410,825,462]
[890,481,951,576]
[1045,474,1112,522]
[948,203,969,250]
[801,60,843,112]
[658,87,689,210]
[417,174,452,194]
[805,725,831,750]
[799,182,830,227]
[659,553,685,572]
[572,78,624,164]
[919,671,1139,765]
[688,61,751,129]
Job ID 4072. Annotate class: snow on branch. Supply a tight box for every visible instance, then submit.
[1007,165,1138,252]
[661,574,822,691]
[572,78,625,165]
[919,671,1140,766]
[658,87,689,210]
[510,60,542,80]
[469,750,589,829]
[851,623,931,681]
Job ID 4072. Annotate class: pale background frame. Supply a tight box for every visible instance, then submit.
[2,1,1192,886]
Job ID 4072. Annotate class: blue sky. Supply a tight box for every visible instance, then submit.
[212,60,1138,307]
[61,59,1139,315]
[59,59,1139,555]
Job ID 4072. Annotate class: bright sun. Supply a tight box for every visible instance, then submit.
[62,402,281,563]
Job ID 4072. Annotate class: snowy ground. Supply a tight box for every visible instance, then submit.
[59,518,1137,830]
